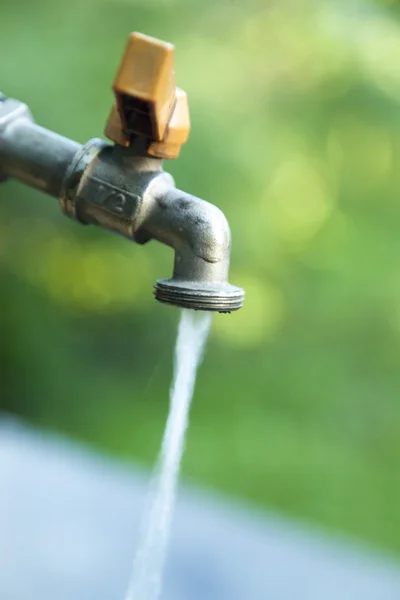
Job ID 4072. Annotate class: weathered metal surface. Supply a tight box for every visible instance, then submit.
[0,96,80,196]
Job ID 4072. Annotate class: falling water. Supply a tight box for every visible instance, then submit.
[125,309,213,600]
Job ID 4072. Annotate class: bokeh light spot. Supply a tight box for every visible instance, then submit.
[15,222,154,312]
[360,16,400,103]
[265,156,334,246]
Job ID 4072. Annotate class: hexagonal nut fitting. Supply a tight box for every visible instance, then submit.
[59,138,174,241]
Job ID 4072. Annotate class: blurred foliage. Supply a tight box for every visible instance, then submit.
[1,0,400,554]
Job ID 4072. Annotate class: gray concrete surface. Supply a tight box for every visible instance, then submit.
[1,417,400,600]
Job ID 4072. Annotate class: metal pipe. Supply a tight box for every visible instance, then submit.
[0,99,80,197]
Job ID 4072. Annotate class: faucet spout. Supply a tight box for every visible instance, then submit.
[138,185,244,312]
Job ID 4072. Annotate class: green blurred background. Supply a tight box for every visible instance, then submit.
[1,0,400,555]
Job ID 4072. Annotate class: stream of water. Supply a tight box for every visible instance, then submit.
[125,309,213,600]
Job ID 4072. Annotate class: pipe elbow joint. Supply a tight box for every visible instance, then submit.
[140,185,244,312]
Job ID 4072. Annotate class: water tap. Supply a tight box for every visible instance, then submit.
[0,33,244,312]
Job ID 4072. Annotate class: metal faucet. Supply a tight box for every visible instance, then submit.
[0,33,244,312]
